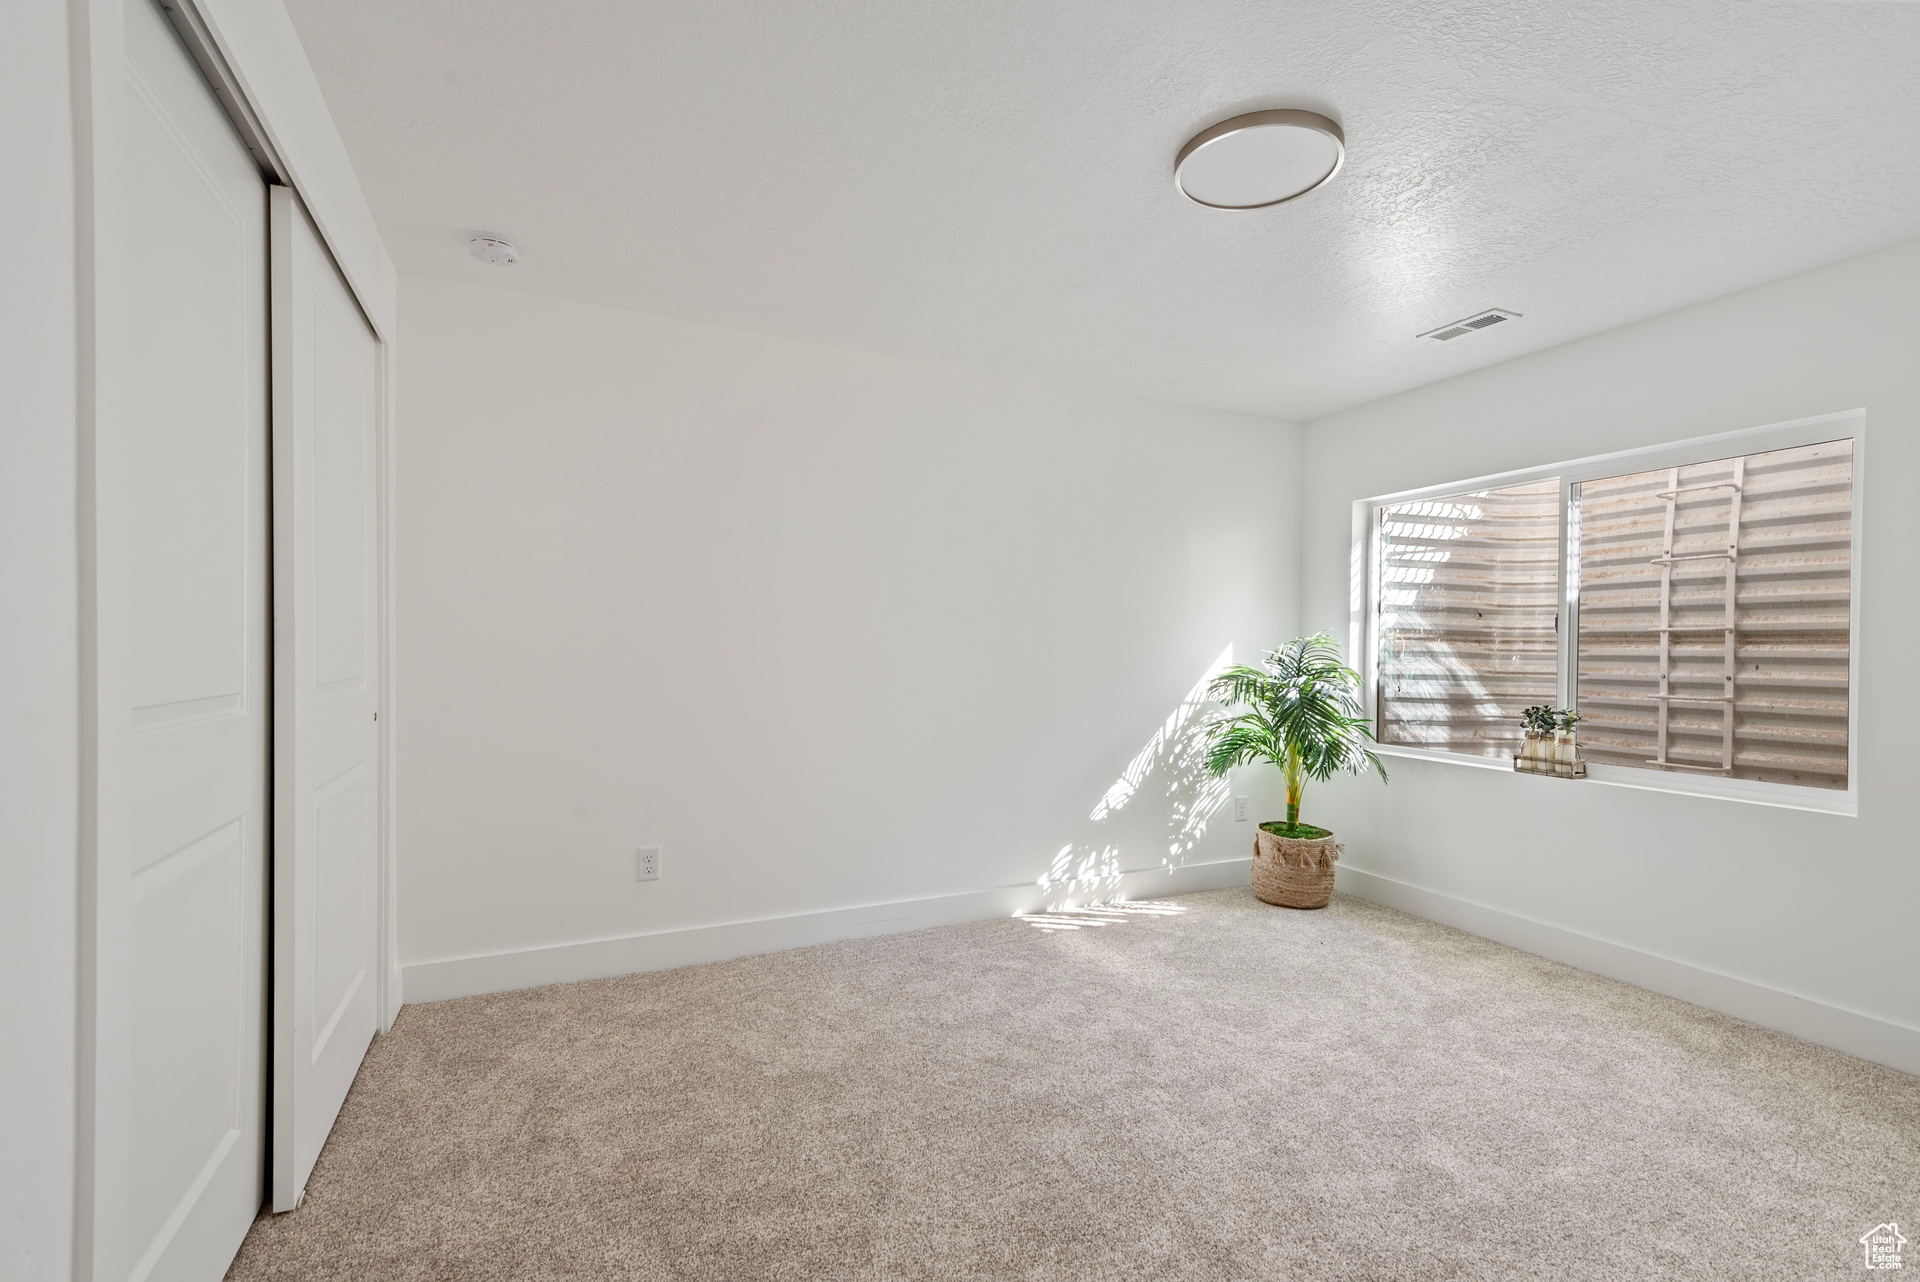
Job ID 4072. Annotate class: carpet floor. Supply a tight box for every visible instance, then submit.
[226,889,1920,1280]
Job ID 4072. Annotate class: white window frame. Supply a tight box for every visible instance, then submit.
[1350,409,1865,816]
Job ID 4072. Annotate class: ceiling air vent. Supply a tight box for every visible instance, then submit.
[1419,308,1521,342]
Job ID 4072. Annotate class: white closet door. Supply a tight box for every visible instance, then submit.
[270,187,383,1212]
[122,0,270,1276]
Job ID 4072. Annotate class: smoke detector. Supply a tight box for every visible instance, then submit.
[468,234,520,266]
[1419,309,1520,342]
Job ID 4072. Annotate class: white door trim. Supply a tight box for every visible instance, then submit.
[376,329,401,1033]
[75,1,138,1273]
[164,0,397,341]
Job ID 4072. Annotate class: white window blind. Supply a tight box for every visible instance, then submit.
[1573,439,1853,789]
[1376,479,1560,757]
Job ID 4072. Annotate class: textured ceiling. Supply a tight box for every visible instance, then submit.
[282,0,1920,419]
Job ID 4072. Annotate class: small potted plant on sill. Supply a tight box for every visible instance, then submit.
[1521,705,1558,772]
[1554,708,1582,777]
[1201,633,1387,910]
[1515,706,1585,777]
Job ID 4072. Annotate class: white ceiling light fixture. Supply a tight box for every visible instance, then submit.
[468,233,520,266]
[1174,109,1345,209]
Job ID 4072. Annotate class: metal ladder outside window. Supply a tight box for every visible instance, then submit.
[1648,459,1744,773]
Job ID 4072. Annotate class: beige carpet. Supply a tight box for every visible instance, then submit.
[227,889,1919,1280]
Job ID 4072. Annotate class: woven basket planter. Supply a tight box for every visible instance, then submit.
[1251,826,1341,909]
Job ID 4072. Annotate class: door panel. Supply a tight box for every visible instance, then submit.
[312,763,373,1054]
[311,305,373,690]
[271,186,383,1212]
[130,826,246,1266]
[122,0,270,1276]
[125,48,250,724]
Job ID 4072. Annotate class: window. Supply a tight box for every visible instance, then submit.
[1574,440,1853,789]
[1356,412,1862,812]
[1376,480,1559,756]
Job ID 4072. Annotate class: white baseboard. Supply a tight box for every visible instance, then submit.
[1335,864,1920,1078]
[401,857,1254,1004]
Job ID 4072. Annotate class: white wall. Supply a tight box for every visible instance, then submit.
[1,2,79,1278]
[1302,236,1920,1070]
[397,277,1301,995]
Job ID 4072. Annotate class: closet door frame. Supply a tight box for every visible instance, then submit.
[70,0,399,1275]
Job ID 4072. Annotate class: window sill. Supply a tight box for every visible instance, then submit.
[1371,743,1857,817]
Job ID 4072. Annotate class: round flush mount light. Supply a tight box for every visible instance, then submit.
[1174,109,1345,209]
[468,233,520,266]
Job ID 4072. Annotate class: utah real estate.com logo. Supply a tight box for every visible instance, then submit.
[1861,1223,1907,1270]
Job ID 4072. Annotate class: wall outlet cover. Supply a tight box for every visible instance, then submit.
[1234,796,1249,821]
[636,846,661,881]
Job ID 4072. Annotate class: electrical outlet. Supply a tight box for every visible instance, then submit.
[1234,796,1249,822]
[636,846,661,882]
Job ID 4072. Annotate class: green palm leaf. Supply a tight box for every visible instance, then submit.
[1199,633,1386,828]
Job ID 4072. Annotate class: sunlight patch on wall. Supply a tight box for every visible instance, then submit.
[1037,645,1236,911]
[1089,645,1233,822]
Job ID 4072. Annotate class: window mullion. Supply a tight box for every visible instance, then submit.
[1559,477,1577,715]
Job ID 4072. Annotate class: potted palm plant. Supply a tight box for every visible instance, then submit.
[1202,633,1386,909]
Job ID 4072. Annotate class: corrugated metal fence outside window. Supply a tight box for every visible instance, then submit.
[1574,439,1853,789]
[1376,479,1560,757]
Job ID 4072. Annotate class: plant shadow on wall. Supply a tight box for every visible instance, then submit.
[1029,646,1236,917]
[1022,635,1385,928]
